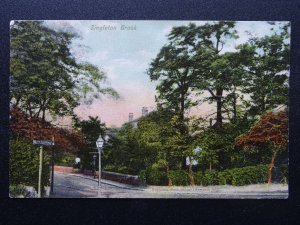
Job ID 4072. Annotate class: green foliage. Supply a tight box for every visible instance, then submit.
[72,116,107,170]
[199,170,220,186]
[147,169,169,186]
[193,165,269,186]
[194,121,252,170]
[10,138,50,193]
[138,170,147,186]
[151,159,168,171]
[228,165,269,186]
[238,27,290,117]
[54,152,75,167]
[279,164,288,183]
[142,165,270,186]
[10,21,118,120]
[103,124,147,175]
[73,115,106,144]
[168,170,189,186]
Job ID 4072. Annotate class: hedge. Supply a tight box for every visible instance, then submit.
[142,164,281,186]
[168,170,189,186]
[10,138,50,194]
[147,169,168,185]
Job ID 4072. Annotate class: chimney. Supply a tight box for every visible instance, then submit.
[129,113,134,122]
[142,107,148,117]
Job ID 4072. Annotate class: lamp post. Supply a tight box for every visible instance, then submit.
[95,137,103,189]
[95,135,109,190]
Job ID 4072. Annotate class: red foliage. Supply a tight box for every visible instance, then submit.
[236,111,288,149]
[10,106,86,152]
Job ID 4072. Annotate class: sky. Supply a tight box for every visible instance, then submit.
[44,20,290,128]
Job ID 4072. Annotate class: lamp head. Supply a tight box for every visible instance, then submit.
[96,137,104,148]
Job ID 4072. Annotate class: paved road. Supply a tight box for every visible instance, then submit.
[50,172,288,199]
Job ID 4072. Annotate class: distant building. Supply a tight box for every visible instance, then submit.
[142,107,149,117]
[127,107,153,129]
[128,112,134,122]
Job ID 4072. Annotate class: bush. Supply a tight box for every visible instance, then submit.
[138,170,147,186]
[147,169,168,185]
[193,172,204,185]
[229,165,268,186]
[142,164,272,186]
[55,152,75,167]
[193,165,269,186]
[218,170,232,185]
[279,164,288,183]
[168,170,189,186]
[10,138,50,194]
[201,170,219,186]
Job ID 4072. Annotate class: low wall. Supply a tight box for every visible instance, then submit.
[102,171,141,186]
[54,166,141,186]
[54,166,80,173]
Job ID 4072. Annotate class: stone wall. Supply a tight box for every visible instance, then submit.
[54,166,141,186]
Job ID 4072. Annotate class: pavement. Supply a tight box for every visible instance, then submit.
[50,172,288,199]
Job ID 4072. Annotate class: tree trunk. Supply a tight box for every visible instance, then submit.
[209,161,212,172]
[188,156,195,186]
[216,88,223,128]
[181,157,186,169]
[233,88,237,122]
[167,165,172,186]
[42,108,46,122]
[268,151,277,184]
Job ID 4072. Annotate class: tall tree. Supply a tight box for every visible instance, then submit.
[236,111,288,184]
[148,29,203,168]
[193,22,238,128]
[159,22,239,128]
[10,21,118,121]
[238,25,290,117]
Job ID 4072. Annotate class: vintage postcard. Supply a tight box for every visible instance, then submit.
[9,20,289,198]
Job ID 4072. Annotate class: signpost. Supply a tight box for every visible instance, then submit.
[33,139,54,198]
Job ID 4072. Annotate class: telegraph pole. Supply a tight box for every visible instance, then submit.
[50,137,55,194]
[38,146,43,198]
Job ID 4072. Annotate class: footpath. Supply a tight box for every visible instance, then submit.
[57,171,288,197]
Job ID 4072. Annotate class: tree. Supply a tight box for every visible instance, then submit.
[168,22,239,128]
[235,111,288,184]
[102,123,143,174]
[148,24,208,168]
[10,106,86,152]
[238,25,290,117]
[72,115,106,170]
[10,21,118,121]
[10,138,50,195]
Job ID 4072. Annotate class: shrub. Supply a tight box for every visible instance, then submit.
[193,172,204,185]
[279,164,288,183]
[218,170,232,185]
[138,170,147,186]
[147,169,168,185]
[193,165,269,186]
[229,165,268,186]
[10,138,50,194]
[142,164,272,186]
[151,159,168,171]
[168,170,189,186]
[201,170,219,186]
[55,153,75,167]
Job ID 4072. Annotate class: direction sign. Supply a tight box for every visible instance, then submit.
[33,140,54,146]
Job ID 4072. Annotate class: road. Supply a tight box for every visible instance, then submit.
[50,172,288,199]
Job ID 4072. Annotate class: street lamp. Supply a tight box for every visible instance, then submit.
[96,137,104,189]
[95,135,109,189]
